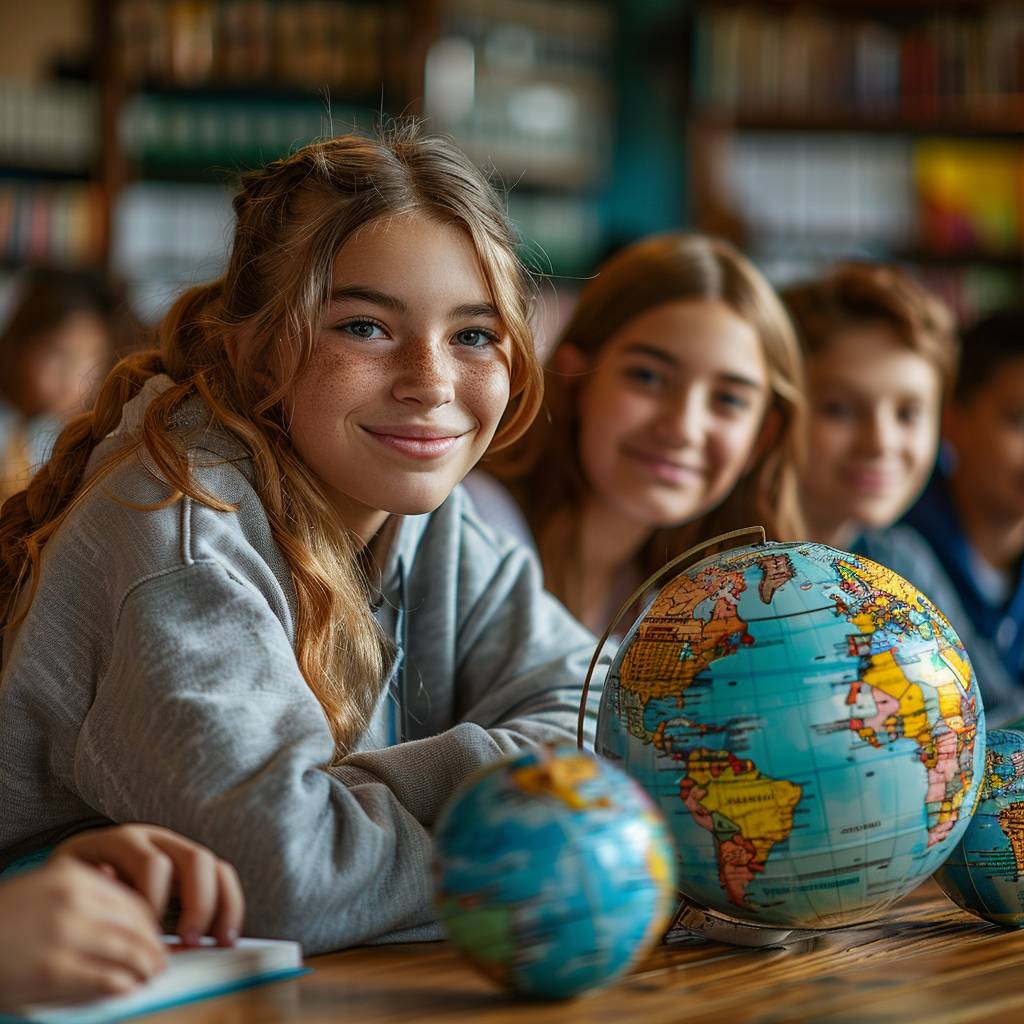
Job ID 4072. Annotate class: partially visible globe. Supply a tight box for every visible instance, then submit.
[934,727,1024,927]
[433,744,676,999]
[596,540,986,932]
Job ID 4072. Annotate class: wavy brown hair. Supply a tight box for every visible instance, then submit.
[781,262,958,396]
[0,124,542,755]
[487,233,805,618]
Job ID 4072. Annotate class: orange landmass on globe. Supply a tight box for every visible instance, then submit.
[617,555,791,708]
[512,754,610,811]
[996,803,1024,874]
[678,748,802,908]
[757,554,795,604]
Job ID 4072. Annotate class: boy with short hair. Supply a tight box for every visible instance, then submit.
[905,306,1024,700]
[785,267,1024,723]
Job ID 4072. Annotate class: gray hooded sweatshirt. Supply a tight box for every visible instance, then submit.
[0,378,599,953]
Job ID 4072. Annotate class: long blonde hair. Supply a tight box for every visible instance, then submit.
[488,233,804,617]
[0,123,542,754]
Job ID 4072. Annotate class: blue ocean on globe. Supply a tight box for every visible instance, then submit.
[433,744,676,999]
[596,540,986,931]
[935,727,1024,927]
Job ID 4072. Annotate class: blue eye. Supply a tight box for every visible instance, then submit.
[714,391,751,411]
[455,328,497,348]
[624,366,665,389]
[339,319,386,339]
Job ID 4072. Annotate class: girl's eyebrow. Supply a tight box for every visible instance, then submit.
[329,287,500,322]
[330,286,407,311]
[623,343,762,390]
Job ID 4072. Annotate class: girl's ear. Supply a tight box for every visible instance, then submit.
[549,343,590,377]
[743,406,783,475]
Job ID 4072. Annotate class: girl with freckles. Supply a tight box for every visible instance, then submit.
[473,233,806,637]
[0,125,596,954]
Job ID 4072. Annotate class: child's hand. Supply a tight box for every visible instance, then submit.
[0,858,166,1010]
[52,824,245,948]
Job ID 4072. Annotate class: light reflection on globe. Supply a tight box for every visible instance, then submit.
[596,540,985,931]
[934,727,1024,927]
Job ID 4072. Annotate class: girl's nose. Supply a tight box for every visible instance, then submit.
[392,342,456,409]
[656,389,705,446]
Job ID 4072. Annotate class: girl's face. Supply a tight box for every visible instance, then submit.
[289,213,513,542]
[19,311,109,418]
[575,299,771,529]
[802,325,942,539]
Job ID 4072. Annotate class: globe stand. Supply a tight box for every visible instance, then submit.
[665,893,821,948]
[577,525,769,747]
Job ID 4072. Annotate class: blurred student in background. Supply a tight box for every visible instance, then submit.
[904,306,1024,713]
[473,233,805,636]
[784,265,1024,723]
[0,268,126,504]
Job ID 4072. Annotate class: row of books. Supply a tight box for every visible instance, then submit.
[116,0,407,92]
[693,6,1024,115]
[0,82,96,172]
[442,0,613,73]
[120,94,337,170]
[0,184,105,267]
[427,0,612,189]
[723,135,1024,257]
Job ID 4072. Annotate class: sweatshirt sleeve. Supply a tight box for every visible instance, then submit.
[74,562,439,954]
[331,538,604,827]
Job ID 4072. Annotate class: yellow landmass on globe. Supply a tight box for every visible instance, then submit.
[679,748,802,907]
[845,649,972,845]
[512,754,610,811]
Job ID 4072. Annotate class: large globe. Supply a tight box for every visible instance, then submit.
[596,540,985,931]
[934,727,1024,927]
[433,744,676,999]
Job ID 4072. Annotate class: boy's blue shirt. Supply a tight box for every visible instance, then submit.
[903,469,1024,688]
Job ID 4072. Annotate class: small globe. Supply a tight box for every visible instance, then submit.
[934,727,1024,927]
[433,744,677,999]
[596,540,986,932]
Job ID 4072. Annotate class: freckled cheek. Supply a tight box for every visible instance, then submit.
[460,364,511,430]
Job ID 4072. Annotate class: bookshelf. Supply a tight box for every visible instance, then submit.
[681,0,1024,321]
[0,0,615,321]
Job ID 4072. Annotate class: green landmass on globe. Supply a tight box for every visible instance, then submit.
[597,540,985,930]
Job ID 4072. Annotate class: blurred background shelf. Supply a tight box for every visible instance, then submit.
[680,0,1024,321]
[2,0,1022,329]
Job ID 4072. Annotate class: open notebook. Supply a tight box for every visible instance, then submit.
[4,936,306,1024]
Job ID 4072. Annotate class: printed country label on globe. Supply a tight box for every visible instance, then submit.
[595,540,986,930]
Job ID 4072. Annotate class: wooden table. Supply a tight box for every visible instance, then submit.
[144,882,1024,1024]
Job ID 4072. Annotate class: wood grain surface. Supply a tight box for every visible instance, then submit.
[142,882,1024,1024]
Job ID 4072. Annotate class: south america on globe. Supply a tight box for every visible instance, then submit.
[596,540,985,932]
[433,744,677,999]
[934,727,1024,927]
